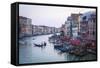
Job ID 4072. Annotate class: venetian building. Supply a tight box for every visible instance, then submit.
[19,16,32,38]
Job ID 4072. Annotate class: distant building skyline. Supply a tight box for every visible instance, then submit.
[19,4,95,28]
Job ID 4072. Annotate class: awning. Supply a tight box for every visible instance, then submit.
[70,39,81,46]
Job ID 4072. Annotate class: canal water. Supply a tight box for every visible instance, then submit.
[19,34,96,64]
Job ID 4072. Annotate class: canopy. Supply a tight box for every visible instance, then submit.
[70,39,80,46]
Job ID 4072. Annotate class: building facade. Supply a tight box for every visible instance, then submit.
[19,16,32,38]
[80,11,96,41]
[32,25,60,36]
[63,13,81,38]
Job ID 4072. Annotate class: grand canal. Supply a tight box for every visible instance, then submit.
[19,34,96,64]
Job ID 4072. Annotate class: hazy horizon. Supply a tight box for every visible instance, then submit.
[19,4,95,28]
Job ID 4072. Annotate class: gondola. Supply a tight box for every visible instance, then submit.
[34,44,44,47]
[34,42,46,47]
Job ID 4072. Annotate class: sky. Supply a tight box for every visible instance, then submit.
[19,4,95,28]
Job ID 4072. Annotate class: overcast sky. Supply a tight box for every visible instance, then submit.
[19,4,95,28]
